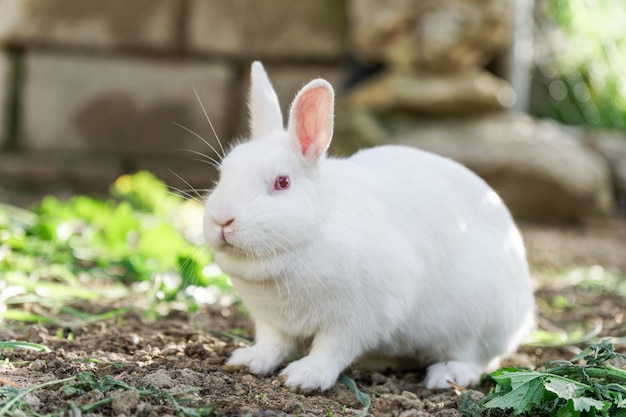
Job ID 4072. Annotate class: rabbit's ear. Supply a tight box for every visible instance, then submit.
[249,61,284,138]
[287,79,334,161]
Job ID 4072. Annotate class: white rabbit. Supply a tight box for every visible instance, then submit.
[203,61,535,391]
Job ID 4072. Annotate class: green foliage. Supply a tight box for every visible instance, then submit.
[473,340,626,416]
[110,171,180,216]
[64,371,132,396]
[0,171,231,312]
[0,371,216,416]
[0,341,50,352]
[534,0,626,130]
[339,373,371,417]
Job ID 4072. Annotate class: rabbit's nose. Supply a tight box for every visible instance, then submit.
[218,218,234,228]
[212,217,235,243]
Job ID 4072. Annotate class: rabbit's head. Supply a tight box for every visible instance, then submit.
[204,62,335,262]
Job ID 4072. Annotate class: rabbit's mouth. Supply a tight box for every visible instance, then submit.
[215,239,246,256]
[216,239,235,251]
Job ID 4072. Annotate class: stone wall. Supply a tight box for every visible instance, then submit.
[0,1,622,221]
[0,0,347,199]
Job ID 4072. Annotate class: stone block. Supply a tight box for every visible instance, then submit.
[188,0,347,58]
[0,0,182,51]
[21,52,232,157]
[187,0,244,55]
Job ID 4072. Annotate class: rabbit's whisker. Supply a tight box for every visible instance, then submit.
[166,188,196,200]
[166,186,211,200]
[194,87,226,159]
[168,169,204,200]
[178,147,221,168]
[172,121,224,163]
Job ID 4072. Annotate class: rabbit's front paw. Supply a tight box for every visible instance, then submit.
[226,346,283,375]
[280,357,340,391]
[425,361,483,389]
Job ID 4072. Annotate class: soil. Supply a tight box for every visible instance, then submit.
[2,218,626,416]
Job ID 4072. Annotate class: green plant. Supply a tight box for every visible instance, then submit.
[0,171,232,319]
[339,373,371,417]
[0,375,77,416]
[469,340,626,416]
[0,371,216,417]
[534,0,626,130]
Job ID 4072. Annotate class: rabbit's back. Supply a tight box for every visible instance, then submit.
[348,145,521,257]
[348,145,534,364]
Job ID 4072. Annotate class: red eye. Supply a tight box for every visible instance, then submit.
[273,175,290,191]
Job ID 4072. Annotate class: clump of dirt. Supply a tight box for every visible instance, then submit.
[2,218,626,416]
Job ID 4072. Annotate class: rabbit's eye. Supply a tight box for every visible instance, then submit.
[273,175,290,191]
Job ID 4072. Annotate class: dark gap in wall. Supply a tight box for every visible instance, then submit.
[175,0,190,54]
[120,155,136,174]
[2,47,24,151]
[224,61,248,143]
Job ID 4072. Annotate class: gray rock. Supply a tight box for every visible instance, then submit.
[585,129,626,211]
[333,111,614,221]
[348,0,513,73]
[342,70,516,116]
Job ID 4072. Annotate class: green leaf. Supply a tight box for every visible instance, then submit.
[457,391,483,417]
[65,371,99,396]
[612,409,626,417]
[100,374,132,392]
[76,371,99,387]
[570,339,620,366]
[492,369,545,391]
[339,373,370,417]
[0,341,51,352]
[571,397,610,413]
[543,375,591,400]
[483,372,553,414]
[64,372,132,397]
[555,400,577,417]
[0,309,58,324]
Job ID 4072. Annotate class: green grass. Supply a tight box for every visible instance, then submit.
[0,171,234,324]
[0,341,50,352]
[0,375,77,416]
[338,374,371,417]
[0,172,231,415]
[525,265,626,348]
[0,371,216,417]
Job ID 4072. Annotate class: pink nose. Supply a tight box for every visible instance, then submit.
[219,218,234,228]
[216,218,234,242]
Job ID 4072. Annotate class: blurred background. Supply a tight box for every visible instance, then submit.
[0,0,624,223]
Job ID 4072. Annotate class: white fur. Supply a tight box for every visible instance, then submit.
[204,61,535,390]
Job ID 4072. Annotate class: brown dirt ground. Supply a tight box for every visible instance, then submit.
[1,217,626,417]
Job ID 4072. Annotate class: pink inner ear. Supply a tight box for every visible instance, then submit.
[295,87,330,157]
